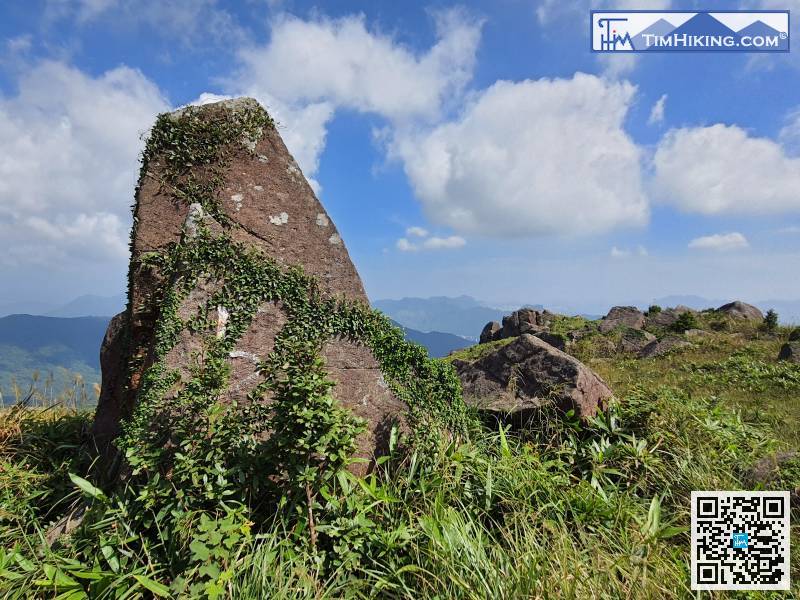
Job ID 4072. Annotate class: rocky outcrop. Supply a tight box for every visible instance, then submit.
[480,321,501,344]
[533,331,567,351]
[452,334,612,423]
[645,305,696,329]
[599,306,644,333]
[91,98,460,475]
[778,342,800,363]
[500,308,552,339]
[479,308,556,344]
[638,336,692,358]
[717,301,764,321]
[618,328,656,354]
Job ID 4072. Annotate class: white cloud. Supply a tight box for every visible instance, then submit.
[406,226,429,238]
[648,94,667,125]
[597,54,639,79]
[217,10,482,181]
[778,225,800,234]
[610,244,647,258]
[688,232,750,251]
[423,235,466,249]
[0,61,169,268]
[653,124,800,215]
[395,234,466,252]
[396,238,417,252]
[393,73,648,237]
[610,246,629,258]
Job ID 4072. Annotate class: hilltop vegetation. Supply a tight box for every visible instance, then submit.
[2,305,799,598]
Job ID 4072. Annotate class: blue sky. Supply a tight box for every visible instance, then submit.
[1,0,799,314]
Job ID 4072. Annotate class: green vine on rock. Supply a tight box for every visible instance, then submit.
[100,101,473,592]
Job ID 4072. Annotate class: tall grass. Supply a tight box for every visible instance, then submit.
[1,385,797,597]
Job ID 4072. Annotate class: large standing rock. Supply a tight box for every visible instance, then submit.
[717,301,764,321]
[599,306,645,333]
[779,342,800,363]
[645,305,696,328]
[452,334,612,423]
[92,98,451,474]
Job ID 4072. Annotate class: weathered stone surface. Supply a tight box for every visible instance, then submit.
[645,305,696,329]
[480,321,501,344]
[599,306,644,333]
[746,452,800,506]
[92,312,128,450]
[717,301,764,321]
[638,336,692,358]
[533,331,567,351]
[778,342,800,363]
[452,334,612,423]
[788,328,800,342]
[92,98,406,469]
[618,328,656,354]
[500,308,549,338]
[322,339,408,473]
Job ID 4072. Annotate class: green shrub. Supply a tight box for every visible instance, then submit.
[647,305,662,315]
[763,309,779,333]
[671,311,698,332]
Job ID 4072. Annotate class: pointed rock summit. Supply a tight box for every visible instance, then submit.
[93,98,466,476]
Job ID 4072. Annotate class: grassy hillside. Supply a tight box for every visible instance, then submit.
[1,312,799,598]
[0,315,106,405]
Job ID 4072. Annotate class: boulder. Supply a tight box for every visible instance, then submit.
[599,306,645,333]
[500,308,548,338]
[92,98,432,475]
[746,452,800,506]
[452,334,612,423]
[618,328,656,354]
[789,328,800,342]
[480,321,501,344]
[638,336,692,358]
[778,342,800,363]
[717,301,764,321]
[533,331,567,351]
[91,311,128,449]
[645,305,696,329]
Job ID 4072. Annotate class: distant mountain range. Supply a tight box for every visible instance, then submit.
[0,314,107,404]
[0,294,126,319]
[390,321,471,358]
[374,295,511,340]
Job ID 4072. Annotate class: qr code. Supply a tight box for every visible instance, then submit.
[691,491,790,590]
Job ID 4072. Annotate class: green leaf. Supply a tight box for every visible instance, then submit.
[133,575,171,597]
[68,474,107,502]
[189,541,211,562]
